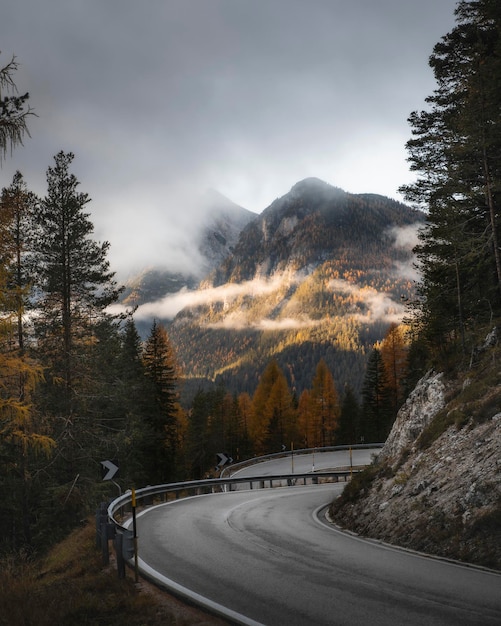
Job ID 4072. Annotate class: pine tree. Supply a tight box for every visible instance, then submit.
[32,151,122,401]
[337,384,360,445]
[264,373,297,453]
[142,320,181,483]
[24,152,124,530]
[361,348,392,442]
[185,388,212,479]
[0,171,37,359]
[400,0,501,357]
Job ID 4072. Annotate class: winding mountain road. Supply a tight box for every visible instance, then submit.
[135,483,501,625]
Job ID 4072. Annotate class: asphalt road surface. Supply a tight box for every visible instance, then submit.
[135,484,501,625]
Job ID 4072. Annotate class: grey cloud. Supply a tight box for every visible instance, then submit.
[1,0,457,278]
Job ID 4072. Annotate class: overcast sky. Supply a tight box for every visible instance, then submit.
[2,0,458,279]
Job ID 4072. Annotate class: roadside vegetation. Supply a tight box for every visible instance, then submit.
[0,518,225,626]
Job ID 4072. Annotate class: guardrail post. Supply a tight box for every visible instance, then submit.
[115,532,125,579]
[95,502,108,549]
[100,522,115,565]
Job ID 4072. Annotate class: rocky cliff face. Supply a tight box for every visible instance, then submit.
[378,371,446,461]
[331,334,501,570]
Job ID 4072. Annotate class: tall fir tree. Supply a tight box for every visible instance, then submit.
[24,151,124,539]
[336,384,360,445]
[142,320,181,483]
[32,151,122,403]
[361,348,392,443]
[400,0,501,359]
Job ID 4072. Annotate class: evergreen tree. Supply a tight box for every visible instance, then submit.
[185,388,213,479]
[116,318,153,484]
[337,384,360,445]
[0,171,37,358]
[142,320,181,483]
[361,348,392,442]
[400,0,501,358]
[18,152,125,543]
[32,151,122,402]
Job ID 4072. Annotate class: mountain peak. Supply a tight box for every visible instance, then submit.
[289,177,344,195]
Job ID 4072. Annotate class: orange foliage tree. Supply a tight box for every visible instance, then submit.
[250,359,297,454]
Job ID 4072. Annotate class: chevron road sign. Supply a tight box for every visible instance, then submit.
[101,459,119,481]
[216,452,233,468]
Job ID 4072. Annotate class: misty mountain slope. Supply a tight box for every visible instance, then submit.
[195,189,256,274]
[168,178,425,399]
[121,191,254,307]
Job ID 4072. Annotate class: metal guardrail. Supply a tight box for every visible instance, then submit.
[107,469,360,529]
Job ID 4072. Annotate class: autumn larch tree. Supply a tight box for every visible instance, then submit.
[250,359,296,454]
[308,359,340,447]
[379,323,409,419]
[0,173,53,549]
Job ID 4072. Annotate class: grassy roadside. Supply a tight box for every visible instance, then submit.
[0,519,227,626]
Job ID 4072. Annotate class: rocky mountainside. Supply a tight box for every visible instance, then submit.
[166,178,424,399]
[330,329,501,570]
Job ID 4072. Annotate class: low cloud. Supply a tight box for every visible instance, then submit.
[110,273,302,321]
[387,222,423,251]
[386,222,423,282]
[109,269,410,330]
[328,278,406,324]
[207,314,319,331]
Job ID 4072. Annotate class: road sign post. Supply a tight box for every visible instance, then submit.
[131,487,139,583]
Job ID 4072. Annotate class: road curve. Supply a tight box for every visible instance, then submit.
[135,485,501,625]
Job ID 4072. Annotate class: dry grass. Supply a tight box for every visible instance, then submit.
[0,519,227,626]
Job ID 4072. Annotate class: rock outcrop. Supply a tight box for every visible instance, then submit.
[331,343,501,570]
[379,370,446,461]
